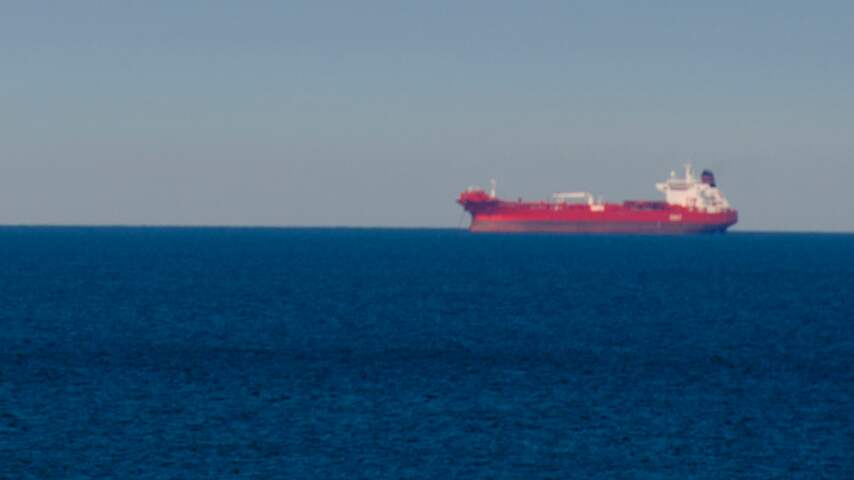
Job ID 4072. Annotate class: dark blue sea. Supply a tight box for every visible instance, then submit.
[1,228,852,478]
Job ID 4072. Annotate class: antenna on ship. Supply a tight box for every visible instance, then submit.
[490,179,497,198]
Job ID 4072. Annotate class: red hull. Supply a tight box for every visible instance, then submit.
[458,191,738,234]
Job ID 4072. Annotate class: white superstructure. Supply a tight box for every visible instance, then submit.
[656,164,732,213]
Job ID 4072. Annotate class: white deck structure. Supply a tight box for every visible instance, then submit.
[656,165,732,213]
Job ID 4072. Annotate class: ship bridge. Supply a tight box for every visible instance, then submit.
[656,164,732,213]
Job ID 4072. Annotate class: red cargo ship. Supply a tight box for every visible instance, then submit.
[458,165,737,233]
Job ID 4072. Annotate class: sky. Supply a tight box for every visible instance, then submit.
[1,1,852,231]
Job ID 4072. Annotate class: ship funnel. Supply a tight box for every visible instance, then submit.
[701,170,716,187]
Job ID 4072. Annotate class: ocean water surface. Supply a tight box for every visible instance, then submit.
[1,227,852,478]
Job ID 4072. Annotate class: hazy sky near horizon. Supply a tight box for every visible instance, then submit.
[2,1,853,230]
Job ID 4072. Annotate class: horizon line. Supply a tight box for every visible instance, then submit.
[0,224,853,235]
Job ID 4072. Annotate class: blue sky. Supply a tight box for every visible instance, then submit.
[1,2,852,230]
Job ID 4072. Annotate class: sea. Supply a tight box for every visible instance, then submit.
[1,227,852,479]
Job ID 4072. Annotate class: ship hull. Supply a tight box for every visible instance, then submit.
[458,197,738,234]
[469,220,731,234]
